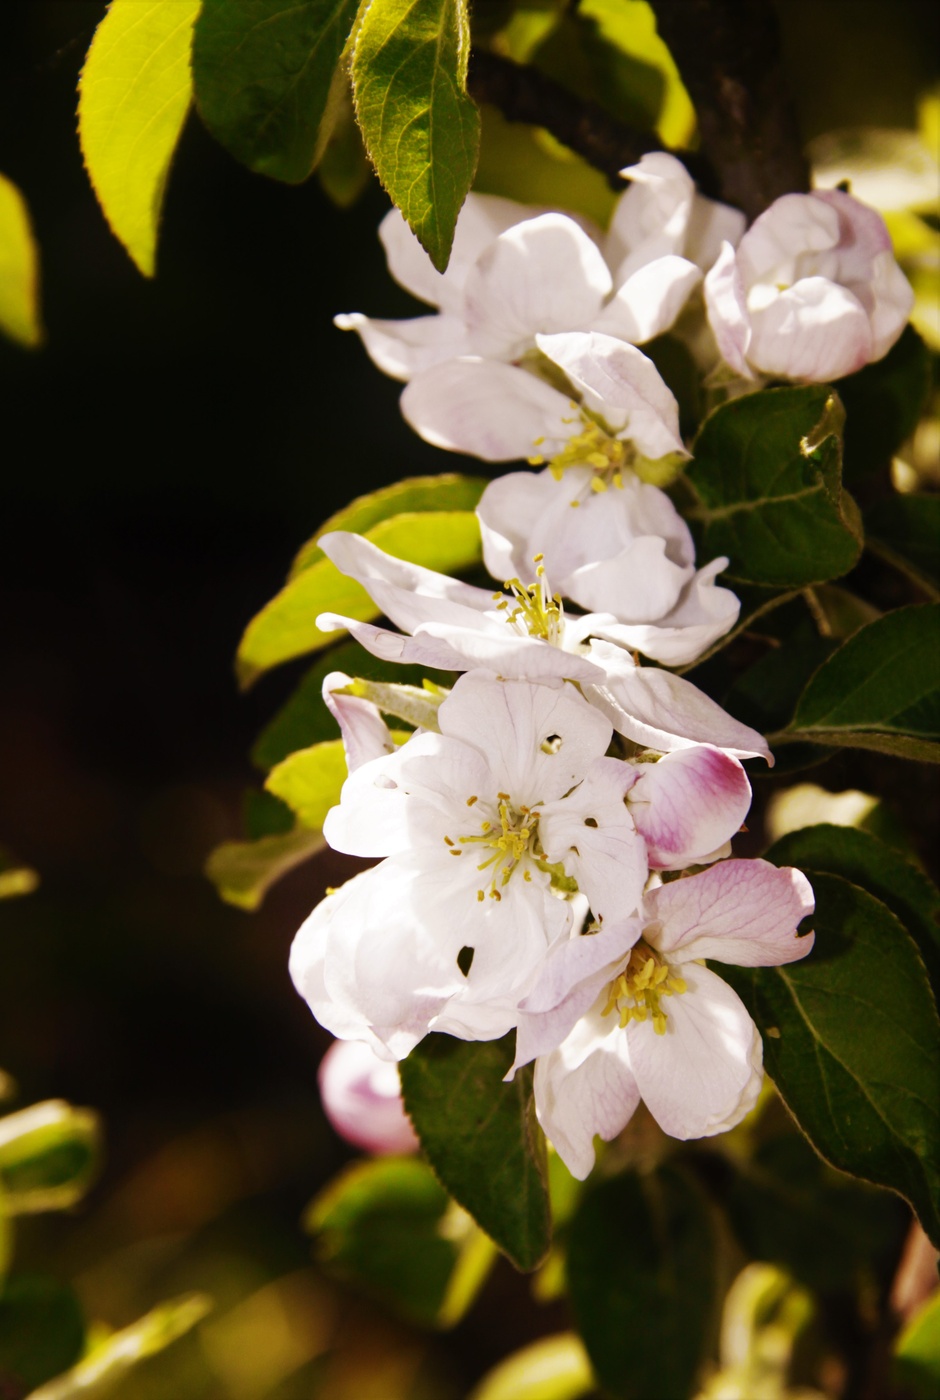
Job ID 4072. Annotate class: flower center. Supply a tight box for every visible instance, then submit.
[493,555,564,644]
[444,793,543,902]
[602,940,687,1035]
[529,408,630,489]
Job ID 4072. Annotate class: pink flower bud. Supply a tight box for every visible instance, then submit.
[317,1039,419,1155]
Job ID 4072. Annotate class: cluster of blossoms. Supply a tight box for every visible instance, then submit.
[292,155,911,1176]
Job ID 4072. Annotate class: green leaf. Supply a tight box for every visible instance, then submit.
[304,1156,495,1328]
[317,86,372,207]
[469,1333,594,1400]
[78,0,200,277]
[237,508,482,687]
[192,0,360,184]
[0,172,42,348]
[399,1034,551,1272]
[767,823,940,994]
[723,872,940,1246]
[290,472,486,578]
[838,325,931,483]
[351,0,480,271]
[566,1164,720,1400]
[28,1293,211,1400]
[893,1288,940,1400]
[251,640,453,769]
[205,826,323,911]
[265,739,347,829]
[683,386,862,589]
[782,604,940,761]
[0,1276,85,1393]
[0,1101,101,1215]
[865,493,940,597]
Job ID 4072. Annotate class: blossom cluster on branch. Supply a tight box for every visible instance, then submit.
[292,155,913,1178]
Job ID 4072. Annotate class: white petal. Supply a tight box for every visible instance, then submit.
[534,1006,641,1179]
[607,153,696,279]
[438,672,612,805]
[320,530,493,612]
[747,277,873,381]
[584,641,770,761]
[316,611,477,672]
[628,746,751,869]
[738,193,842,286]
[537,331,686,460]
[704,242,755,378]
[477,466,597,584]
[591,256,701,344]
[401,358,575,461]
[865,249,915,362]
[684,194,747,271]
[594,555,740,666]
[539,757,647,924]
[628,965,763,1138]
[322,670,396,772]
[646,858,815,966]
[416,621,603,683]
[464,213,612,360]
[566,535,692,623]
[333,311,471,381]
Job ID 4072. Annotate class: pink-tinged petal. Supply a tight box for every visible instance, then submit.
[866,250,915,362]
[540,756,647,924]
[438,673,612,805]
[593,555,740,666]
[628,965,763,1139]
[379,195,537,312]
[684,195,747,271]
[591,255,702,343]
[584,642,769,761]
[704,242,756,378]
[607,153,696,279]
[401,358,575,461]
[534,1008,641,1179]
[737,194,842,286]
[333,311,472,381]
[464,214,612,360]
[811,189,893,280]
[477,466,588,583]
[322,670,396,772]
[318,1039,419,1154]
[748,277,873,381]
[320,531,492,613]
[645,859,815,966]
[629,746,751,869]
[513,923,641,1071]
[537,331,686,460]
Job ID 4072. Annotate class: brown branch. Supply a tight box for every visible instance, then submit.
[467,49,709,191]
[649,0,809,220]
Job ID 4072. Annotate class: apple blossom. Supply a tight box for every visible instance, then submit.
[318,1038,419,1155]
[477,463,741,665]
[704,188,914,383]
[511,859,815,1178]
[315,532,766,759]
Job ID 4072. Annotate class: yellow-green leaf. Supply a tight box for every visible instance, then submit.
[237,508,482,686]
[205,827,324,911]
[0,1100,101,1215]
[78,0,200,277]
[266,739,347,830]
[0,172,42,347]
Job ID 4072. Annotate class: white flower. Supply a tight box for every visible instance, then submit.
[315,531,766,760]
[290,672,648,1059]
[511,859,815,1178]
[477,464,740,665]
[704,189,914,383]
[318,1039,419,1155]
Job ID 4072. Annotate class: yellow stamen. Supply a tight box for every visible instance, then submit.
[602,941,688,1035]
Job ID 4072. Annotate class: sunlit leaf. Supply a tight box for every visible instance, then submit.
[265,739,347,830]
[0,1276,85,1394]
[352,0,480,271]
[566,1164,720,1399]
[237,509,482,687]
[469,1332,594,1400]
[782,604,940,761]
[304,1155,495,1327]
[205,826,323,911]
[78,0,200,276]
[192,0,360,184]
[684,386,862,589]
[400,1034,551,1272]
[0,1101,101,1215]
[28,1293,211,1400]
[0,172,42,348]
[724,872,940,1246]
[893,1287,940,1400]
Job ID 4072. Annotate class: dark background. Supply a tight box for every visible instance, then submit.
[0,2,937,1395]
